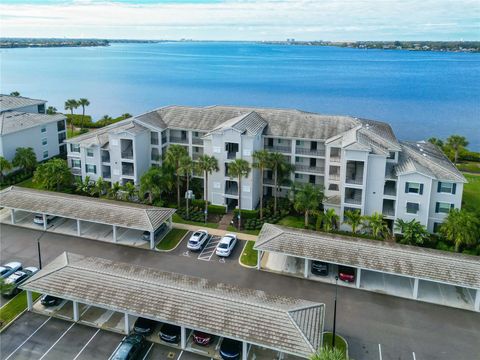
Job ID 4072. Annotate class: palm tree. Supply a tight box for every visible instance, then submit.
[75,175,91,195]
[108,181,122,200]
[197,155,219,223]
[439,209,480,252]
[46,106,57,115]
[179,156,195,219]
[445,135,469,164]
[228,159,251,230]
[12,147,37,174]
[64,99,79,132]
[121,182,137,201]
[9,91,20,97]
[427,137,444,149]
[362,212,390,240]
[293,183,323,228]
[268,152,293,215]
[90,177,106,197]
[121,113,132,119]
[165,145,189,209]
[0,156,12,182]
[394,219,430,246]
[77,98,90,130]
[321,208,340,232]
[140,166,174,204]
[311,347,346,360]
[343,209,362,234]
[252,150,271,220]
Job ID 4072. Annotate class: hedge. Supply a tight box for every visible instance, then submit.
[208,205,226,214]
[234,209,259,219]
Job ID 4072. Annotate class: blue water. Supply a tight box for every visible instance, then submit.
[1,42,479,149]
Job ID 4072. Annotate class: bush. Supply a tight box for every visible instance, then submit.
[234,209,259,219]
[191,199,207,208]
[208,205,226,214]
[436,240,454,252]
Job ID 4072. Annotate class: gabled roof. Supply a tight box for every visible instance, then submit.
[0,94,46,112]
[396,141,466,182]
[255,224,480,289]
[0,187,175,231]
[0,111,65,135]
[208,111,267,136]
[22,253,324,358]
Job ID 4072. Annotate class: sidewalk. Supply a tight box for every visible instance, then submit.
[172,222,258,241]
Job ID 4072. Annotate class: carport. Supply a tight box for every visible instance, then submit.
[0,186,175,249]
[255,224,480,312]
[21,252,324,360]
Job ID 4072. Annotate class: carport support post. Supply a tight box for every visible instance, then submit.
[413,278,419,299]
[124,312,130,334]
[10,208,15,224]
[76,219,81,236]
[475,289,480,312]
[73,301,79,321]
[242,341,248,360]
[112,225,117,242]
[304,259,310,278]
[180,326,186,349]
[150,231,155,250]
[42,213,47,231]
[256,251,262,270]
[26,290,33,310]
[356,268,361,288]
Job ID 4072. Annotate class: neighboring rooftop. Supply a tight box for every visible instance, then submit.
[255,224,480,289]
[0,186,175,231]
[22,252,324,358]
[0,94,46,113]
[0,111,65,135]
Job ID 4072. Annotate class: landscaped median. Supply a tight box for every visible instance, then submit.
[0,291,41,332]
[156,228,188,251]
[312,332,349,360]
[239,240,258,267]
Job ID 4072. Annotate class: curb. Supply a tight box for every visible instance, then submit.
[155,229,190,252]
[238,240,258,269]
[322,331,349,359]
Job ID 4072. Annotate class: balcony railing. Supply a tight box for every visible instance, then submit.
[102,172,111,179]
[329,173,340,181]
[121,151,133,160]
[169,136,188,144]
[264,145,292,154]
[344,196,362,205]
[225,187,238,195]
[263,178,290,187]
[382,207,395,216]
[330,156,341,163]
[227,152,237,160]
[192,138,204,145]
[101,154,110,163]
[192,152,203,160]
[384,186,396,196]
[295,148,326,157]
[122,167,134,176]
[346,176,363,185]
[295,165,325,174]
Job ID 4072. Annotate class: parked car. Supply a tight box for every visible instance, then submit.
[0,262,22,279]
[142,223,167,241]
[215,234,237,257]
[134,317,157,336]
[111,334,147,360]
[2,267,39,296]
[33,214,56,226]
[187,230,209,251]
[159,323,181,343]
[41,294,62,307]
[311,261,329,276]
[338,266,355,282]
[193,331,213,346]
[219,338,242,360]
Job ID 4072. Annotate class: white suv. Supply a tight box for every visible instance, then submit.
[187,230,209,251]
[215,234,238,257]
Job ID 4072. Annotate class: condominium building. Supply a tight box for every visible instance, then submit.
[66,105,466,233]
[0,95,67,161]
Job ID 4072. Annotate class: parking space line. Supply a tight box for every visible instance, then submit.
[198,236,221,261]
[38,322,76,360]
[177,350,184,360]
[107,336,126,360]
[378,344,383,360]
[141,343,154,360]
[72,328,100,360]
[4,317,51,360]
[412,352,416,360]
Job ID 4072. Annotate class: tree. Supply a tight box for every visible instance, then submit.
[46,106,57,115]
[343,209,362,234]
[268,152,293,215]
[121,113,132,119]
[64,99,79,132]
[165,145,189,209]
[427,137,444,149]
[179,156,195,219]
[321,208,339,232]
[121,182,137,201]
[228,159,251,230]
[140,166,174,205]
[75,175,92,195]
[445,135,468,164]
[394,219,430,246]
[292,183,323,228]
[12,147,37,174]
[311,347,346,360]
[0,156,12,182]
[362,212,390,240]
[252,150,271,220]
[108,181,122,200]
[9,91,20,97]
[439,209,480,252]
[77,98,90,130]
[197,155,219,223]
[90,177,107,197]
[33,159,72,191]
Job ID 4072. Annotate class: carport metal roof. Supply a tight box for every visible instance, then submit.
[21,252,324,358]
[0,186,175,231]
[255,224,480,289]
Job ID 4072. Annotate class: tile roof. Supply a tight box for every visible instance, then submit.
[255,224,480,289]
[0,187,175,231]
[208,111,268,136]
[22,253,324,358]
[0,111,65,135]
[0,94,45,112]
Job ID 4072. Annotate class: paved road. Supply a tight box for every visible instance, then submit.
[1,224,479,360]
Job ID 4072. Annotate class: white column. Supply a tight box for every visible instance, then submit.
[112,225,117,242]
[168,216,173,228]
[124,313,130,334]
[256,251,262,270]
[10,209,15,224]
[26,290,33,310]
[76,219,81,236]
[150,231,155,249]
[73,301,79,321]
[304,259,310,278]
[413,278,419,299]
[180,326,186,349]
[475,289,480,312]
[42,214,47,231]
[356,268,361,288]
[242,341,248,360]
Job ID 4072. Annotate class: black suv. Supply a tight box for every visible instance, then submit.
[311,261,329,276]
[111,334,147,360]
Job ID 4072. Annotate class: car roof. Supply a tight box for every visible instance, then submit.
[4,262,21,268]
[24,267,38,272]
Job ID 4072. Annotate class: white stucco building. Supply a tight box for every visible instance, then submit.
[66,105,466,233]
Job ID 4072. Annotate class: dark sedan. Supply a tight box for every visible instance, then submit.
[41,294,62,307]
[311,261,329,276]
[134,317,157,336]
[193,331,213,346]
[159,323,180,343]
[111,334,147,360]
[220,338,242,360]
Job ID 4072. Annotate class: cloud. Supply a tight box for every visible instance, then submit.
[0,0,478,40]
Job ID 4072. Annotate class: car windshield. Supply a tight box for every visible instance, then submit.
[0,268,8,275]
[218,243,229,249]
[193,232,203,237]
[113,343,134,359]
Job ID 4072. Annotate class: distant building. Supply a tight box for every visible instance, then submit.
[66,105,465,233]
[0,94,67,162]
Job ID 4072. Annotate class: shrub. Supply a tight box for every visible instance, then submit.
[208,205,226,215]
[234,209,259,219]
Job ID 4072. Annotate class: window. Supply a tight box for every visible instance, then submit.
[433,222,442,233]
[57,120,66,132]
[70,144,80,153]
[85,164,97,174]
[387,151,396,159]
[86,148,94,157]
[406,202,419,214]
[435,202,453,214]
[193,132,199,137]
[72,159,81,168]
[328,184,339,191]
[42,138,47,146]
[41,126,46,133]
[405,182,423,194]
[151,132,159,145]
[296,140,304,146]
[38,104,45,113]
[437,182,456,194]
[58,132,66,144]
[42,150,48,159]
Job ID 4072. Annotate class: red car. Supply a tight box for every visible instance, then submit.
[338,266,355,282]
[193,331,212,346]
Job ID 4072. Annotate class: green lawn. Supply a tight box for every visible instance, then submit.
[156,228,188,251]
[240,241,258,267]
[172,214,219,229]
[67,129,84,138]
[227,225,260,236]
[0,291,40,331]
[16,177,42,190]
[322,332,348,358]
[462,173,480,213]
[278,215,305,229]
[457,161,480,173]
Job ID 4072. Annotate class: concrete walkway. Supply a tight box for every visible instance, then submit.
[218,212,234,231]
[172,222,257,241]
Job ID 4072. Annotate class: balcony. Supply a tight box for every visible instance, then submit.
[122,162,134,176]
[169,136,188,144]
[101,151,110,163]
[329,147,341,163]
[192,138,204,145]
[120,139,133,160]
[329,173,340,181]
[295,148,325,157]
[263,177,291,187]
[382,199,395,217]
[225,180,238,195]
[102,165,111,179]
[192,152,203,160]
[384,180,397,196]
[264,145,292,153]
[344,188,362,205]
[295,164,324,174]
[345,160,364,185]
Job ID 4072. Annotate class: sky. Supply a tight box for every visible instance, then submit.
[0,0,479,41]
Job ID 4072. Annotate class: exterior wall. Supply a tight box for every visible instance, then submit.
[427,181,463,232]
[0,103,45,114]
[395,173,433,227]
[82,145,101,181]
[364,154,387,216]
[133,131,150,183]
